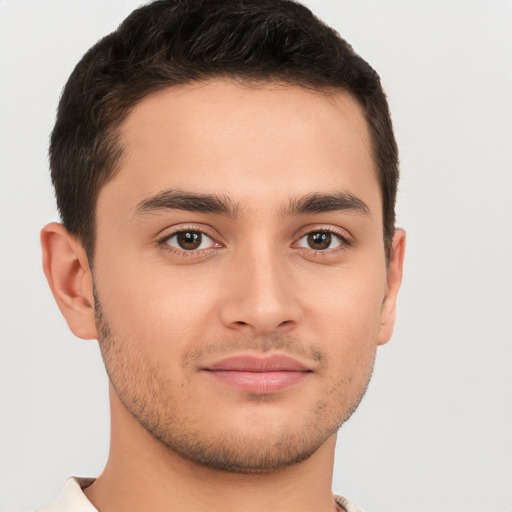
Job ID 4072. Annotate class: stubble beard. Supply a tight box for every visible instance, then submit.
[93,292,375,474]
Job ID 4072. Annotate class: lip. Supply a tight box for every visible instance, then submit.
[203,354,311,393]
[206,354,310,372]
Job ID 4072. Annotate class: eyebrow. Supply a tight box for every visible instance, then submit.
[134,188,370,219]
[283,192,370,217]
[134,189,239,218]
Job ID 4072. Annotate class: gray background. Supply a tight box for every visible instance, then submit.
[1,1,511,510]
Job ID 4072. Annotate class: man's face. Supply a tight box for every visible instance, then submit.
[91,80,396,472]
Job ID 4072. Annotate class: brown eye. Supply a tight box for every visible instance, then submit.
[177,231,202,250]
[307,232,331,250]
[297,231,343,251]
[165,230,216,251]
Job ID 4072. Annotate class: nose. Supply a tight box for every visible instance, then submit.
[218,244,303,336]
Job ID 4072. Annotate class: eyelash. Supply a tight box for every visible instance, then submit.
[157,226,352,256]
[158,226,220,256]
[295,226,352,253]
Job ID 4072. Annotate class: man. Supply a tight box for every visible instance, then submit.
[39,0,405,511]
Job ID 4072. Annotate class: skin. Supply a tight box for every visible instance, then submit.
[41,80,405,512]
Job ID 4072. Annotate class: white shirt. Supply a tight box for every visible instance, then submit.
[34,477,365,512]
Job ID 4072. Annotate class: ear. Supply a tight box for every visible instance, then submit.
[41,222,98,340]
[377,228,406,346]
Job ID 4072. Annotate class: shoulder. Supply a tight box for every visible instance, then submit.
[334,494,366,512]
[33,477,97,512]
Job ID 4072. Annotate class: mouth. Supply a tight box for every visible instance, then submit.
[202,354,312,394]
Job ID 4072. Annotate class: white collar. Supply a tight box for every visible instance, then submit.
[35,477,97,512]
[35,477,365,512]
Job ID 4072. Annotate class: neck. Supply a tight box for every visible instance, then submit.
[84,387,339,512]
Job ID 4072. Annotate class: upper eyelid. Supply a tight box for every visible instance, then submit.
[293,224,352,242]
[165,231,215,243]
[157,224,221,243]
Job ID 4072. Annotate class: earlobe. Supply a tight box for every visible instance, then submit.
[377,228,406,346]
[41,222,98,340]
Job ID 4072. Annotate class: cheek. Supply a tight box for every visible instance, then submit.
[303,263,386,360]
[94,254,219,361]
[308,264,385,325]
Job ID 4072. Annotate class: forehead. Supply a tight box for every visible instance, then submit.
[102,80,380,217]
